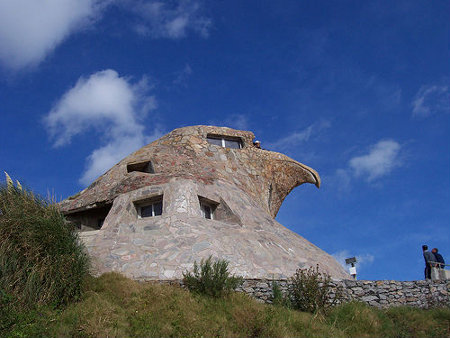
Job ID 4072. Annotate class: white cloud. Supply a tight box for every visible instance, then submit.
[333,250,375,274]
[349,140,401,182]
[0,0,108,70]
[44,69,161,185]
[128,0,211,39]
[208,114,250,131]
[267,120,331,151]
[0,0,210,71]
[412,84,450,117]
[80,129,163,185]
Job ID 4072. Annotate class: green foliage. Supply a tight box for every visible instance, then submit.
[3,273,449,338]
[182,256,243,298]
[0,184,90,310]
[271,280,291,308]
[271,280,284,305]
[328,301,450,338]
[288,265,343,314]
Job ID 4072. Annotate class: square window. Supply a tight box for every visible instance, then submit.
[198,196,218,220]
[135,196,163,218]
[207,134,242,149]
[127,161,155,174]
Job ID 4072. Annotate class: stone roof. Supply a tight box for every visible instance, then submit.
[61,125,348,280]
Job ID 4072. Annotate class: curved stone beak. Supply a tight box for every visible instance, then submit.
[261,151,321,218]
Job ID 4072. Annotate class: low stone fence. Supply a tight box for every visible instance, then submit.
[155,277,449,308]
[236,278,450,309]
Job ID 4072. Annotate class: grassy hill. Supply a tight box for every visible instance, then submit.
[3,272,450,337]
[1,181,449,337]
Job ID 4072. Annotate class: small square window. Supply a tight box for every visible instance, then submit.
[135,196,163,218]
[127,161,155,174]
[198,196,218,220]
[207,135,242,149]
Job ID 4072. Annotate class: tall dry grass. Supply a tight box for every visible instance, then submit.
[0,184,90,308]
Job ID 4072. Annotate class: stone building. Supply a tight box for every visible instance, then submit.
[60,125,348,280]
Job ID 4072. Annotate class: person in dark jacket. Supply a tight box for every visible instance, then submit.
[422,245,436,279]
[432,248,445,269]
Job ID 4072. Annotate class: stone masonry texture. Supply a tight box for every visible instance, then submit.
[235,278,450,309]
[151,278,450,309]
[60,125,349,280]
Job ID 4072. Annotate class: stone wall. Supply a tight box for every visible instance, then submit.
[236,278,450,309]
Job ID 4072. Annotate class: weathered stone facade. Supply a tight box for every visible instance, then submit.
[60,125,348,280]
[236,278,450,309]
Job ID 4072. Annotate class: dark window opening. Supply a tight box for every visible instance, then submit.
[202,204,213,219]
[127,161,155,174]
[135,196,163,218]
[207,134,242,149]
[198,196,242,225]
[66,203,112,232]
[198,196,218,220]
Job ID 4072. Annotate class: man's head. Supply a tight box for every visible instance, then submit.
[254,140,261,148]
[432,248,438,254]
[422,245,428,251]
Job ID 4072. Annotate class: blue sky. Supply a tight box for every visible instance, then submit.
[0,0,449,281]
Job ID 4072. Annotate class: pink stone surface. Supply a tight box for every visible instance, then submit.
[61,126,349,280]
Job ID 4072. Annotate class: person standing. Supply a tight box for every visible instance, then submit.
[422,245,436,279]
[431,248,445,269]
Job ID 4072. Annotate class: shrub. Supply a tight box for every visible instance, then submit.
[183,256,243,298]
[271,280,292,307]
[288,265,342,314]
[271,280,284,305]
[0,182,90,308]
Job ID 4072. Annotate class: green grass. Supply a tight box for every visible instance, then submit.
[0,184,90,309]
[3,273,450,338]
[1,182,449,337]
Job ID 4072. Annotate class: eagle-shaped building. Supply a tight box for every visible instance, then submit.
[60,126,348,279]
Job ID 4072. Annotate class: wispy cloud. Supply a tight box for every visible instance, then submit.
[266,120,331,151]
[173,64,193,86]
[349,140,401,182]
[0,0,210,71]
[44,69,162,185]
[0,0,108,70]
[128,0,211,39]
[330,139,402,190]
[333,250,375,275]
[209,114,250,131]
[412,84,450,118]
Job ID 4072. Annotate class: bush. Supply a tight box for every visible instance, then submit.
[183,256,243,298]
[288,265,342,314]
[0,182,90,308]
[271,280,292,307]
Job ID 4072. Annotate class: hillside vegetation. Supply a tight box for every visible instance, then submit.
[1,179,449,337]
[0,182,89,309]
[3,272,450,337]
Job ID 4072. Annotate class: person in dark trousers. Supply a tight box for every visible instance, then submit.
[422,245,436,279]
[432,248,445,269]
